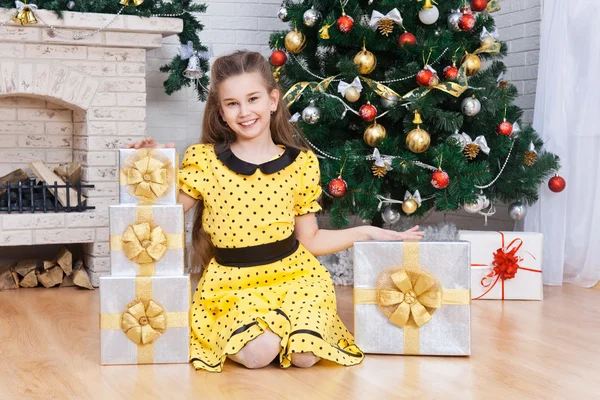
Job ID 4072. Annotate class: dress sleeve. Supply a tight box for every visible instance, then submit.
[294,150,323,216]
[178,144,205,200]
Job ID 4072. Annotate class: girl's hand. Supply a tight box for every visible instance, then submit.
[126,137,175,149]
[368,225,425,241]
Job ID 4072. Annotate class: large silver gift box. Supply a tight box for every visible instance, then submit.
[119,148,178,205]
[353,241,471,356]
[100,275,190,365]
[109,204,184,276]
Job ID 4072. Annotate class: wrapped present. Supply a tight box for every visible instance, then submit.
[100,275,190,365]
[353,241,471,356]
[119,148,178,205]
[458,230,543,300]
[109,204,184,276]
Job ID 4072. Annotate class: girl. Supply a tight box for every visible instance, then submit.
[130,51,424,372]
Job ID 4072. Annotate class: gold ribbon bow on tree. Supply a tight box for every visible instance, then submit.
[369,8,403,36]
[122,222,168,264]
[486,0,501,13]
[121,299,167,345]
[376,267,442,328]
[119,0,144,6]
[120,149,174,204]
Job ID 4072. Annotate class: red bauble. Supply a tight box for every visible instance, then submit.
[496,121,513,136]
[431,169,450,189]
[443,65,459,80]
[471,0,488,12]
[359,102,377,122]
[548,174,566,193]
[328,177,347,197]
[416,69,435,87]
[398,32,417,46]
[459,13,476,31]
[269,50,287,67]
[337,13,354,34]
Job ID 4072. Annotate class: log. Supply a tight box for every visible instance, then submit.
[72,260,94,290]
[29,160,83,208]
[43,260,57,271]
[56,247,73,276]
[19,270,38,288]
[0,169,28,195]
[14,259,37,277]
[37,266,64,288]
[60,274,75,287]
[54,162,81,186]
[0,265,18,290]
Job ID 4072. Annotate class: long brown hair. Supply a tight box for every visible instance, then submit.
[191,51,308,273]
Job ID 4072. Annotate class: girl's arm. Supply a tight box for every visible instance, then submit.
[179,191,198,214]
[294,213,424,257]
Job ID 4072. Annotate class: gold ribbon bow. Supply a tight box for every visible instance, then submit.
[120,149,174,204]
[486,0,501,13]
[402,62,469,102]
[119,0,144,6]
[122,222,167,264]
[121,299,167,345]
[377,268,442,327]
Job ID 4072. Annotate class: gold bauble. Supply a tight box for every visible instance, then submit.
[460,53,482,76]
[354,48,377,75]
[345,87,360,102]
[406,127,431,153]
[285,29,307,54]
[363,123,387,147]
[402,198,418,215]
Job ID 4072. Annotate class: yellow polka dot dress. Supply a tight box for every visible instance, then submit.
[178,143,364,372]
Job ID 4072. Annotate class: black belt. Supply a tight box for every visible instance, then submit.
[214,234,299,267]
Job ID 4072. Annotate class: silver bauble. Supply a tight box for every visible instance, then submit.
[67,0,76,10]
[303,7,322,27]
[380,94,399,109]
[447,11,462,32]
[461,97,482,117]
[381,205,401,224]
[479,194,490,210]
[301,103,321,124]
[278,6,289,22]
[464,201,483,214]
[508,201,527,220]
[448,132,468,148]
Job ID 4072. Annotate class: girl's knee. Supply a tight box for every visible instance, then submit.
[232,329,281,369]
[291,352,320,368]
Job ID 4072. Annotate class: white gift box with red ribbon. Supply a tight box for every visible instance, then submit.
[457,231,543,300]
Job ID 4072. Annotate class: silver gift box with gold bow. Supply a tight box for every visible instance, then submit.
[119,148,178,205]
[353,241,471,356]
[100,275,190,365]
[109,204,185,276]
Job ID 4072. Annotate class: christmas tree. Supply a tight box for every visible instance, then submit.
[269,0,563,228]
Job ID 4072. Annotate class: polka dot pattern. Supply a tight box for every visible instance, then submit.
[178,144,364,372]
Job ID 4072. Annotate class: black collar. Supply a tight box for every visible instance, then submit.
[214,143,301,176]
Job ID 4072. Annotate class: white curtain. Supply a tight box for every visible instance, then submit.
[524,0,600,287]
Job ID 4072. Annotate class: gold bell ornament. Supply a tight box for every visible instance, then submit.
[12,1,38,25]
[405,110,431,153]
[120,0,145,6]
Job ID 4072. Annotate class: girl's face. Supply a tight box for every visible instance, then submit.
[218,72,279,142]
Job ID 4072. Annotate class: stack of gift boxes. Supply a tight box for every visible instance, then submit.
[353,231,543,355]
[99,148,190,365]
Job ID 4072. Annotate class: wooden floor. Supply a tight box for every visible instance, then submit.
[0,281,598,400]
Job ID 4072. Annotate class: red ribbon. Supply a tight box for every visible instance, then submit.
[472,232,541,300]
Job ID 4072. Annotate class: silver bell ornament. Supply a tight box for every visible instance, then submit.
[447,10,462,32]
[461,96,481,117]
[278,6,289,22]
[508,201,527,220]
[380,94,399,109]
[479,194,490,210]
[303,7,322,27]
[301,100,321,124]
[381,204,401,225]
[464,201,483,214]
[179,41,205,80]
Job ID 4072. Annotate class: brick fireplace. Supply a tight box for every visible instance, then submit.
[0,9,183,286]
